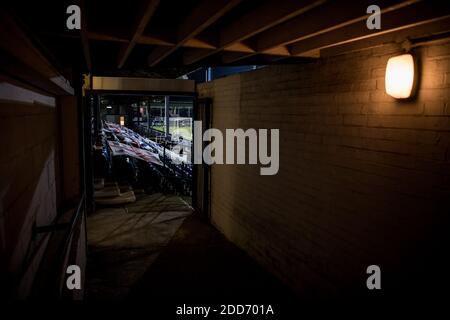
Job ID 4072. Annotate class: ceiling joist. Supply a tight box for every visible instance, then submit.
[117,0,160,68]
[321,16,450,57]
[182,0,326,65]
[8,0,450,75]
[147,0,242,67]
[230,0,425,63]
[289,1,450,56]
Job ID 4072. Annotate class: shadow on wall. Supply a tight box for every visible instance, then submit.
[0,99,57,299]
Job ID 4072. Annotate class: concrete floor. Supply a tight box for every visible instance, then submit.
[86,193,293,302]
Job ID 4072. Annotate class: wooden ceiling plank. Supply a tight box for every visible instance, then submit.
[222,51,258,64]
[88,32,129,43]
[224,42,255,53]
[254,0,420,52]
[148,0,242,67]
[221,45,292,64]
[0,11,74,95]
[137,35,174,46]
[321,16,450,57]
[117,0,160,68]
[262,46,291,56]
[183,0,325,65]
[289,2,450,55]
[220,0,326,46]
[184,38,217,49]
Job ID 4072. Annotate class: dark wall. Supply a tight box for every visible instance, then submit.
[0,82,58,297]
[59,96,80,204]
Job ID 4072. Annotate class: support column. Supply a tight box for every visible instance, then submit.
[165,95,170,138]
[93,94,100,138]
[147,98,150,136]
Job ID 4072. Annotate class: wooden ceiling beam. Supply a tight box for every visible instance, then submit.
[222,51,258,64]
[321,16,450,57]
[230,0,423,63]
[221,0,326,47]
[138,35,173,46]
[50,30,259,54]
[289,1,450,56]
[148,0,242,67]
[224,42,255,53]
[117,0,160,68]
[221,45,291,64]
[221,51,297,65]
[88,32,129,43]
[0,11,74,95]
[184,38,217,49]
[253,0,419,52]
[182,0,325,65]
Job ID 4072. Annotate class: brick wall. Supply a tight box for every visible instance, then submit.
[197,42,450,297]
[0,83,58,297]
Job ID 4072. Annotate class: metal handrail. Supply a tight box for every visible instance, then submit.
[32,193,86,236]
[61,192,86,259]
[57,192,86,297]
[29,192,87,298]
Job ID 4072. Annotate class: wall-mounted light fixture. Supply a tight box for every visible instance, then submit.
[385,53,416,99]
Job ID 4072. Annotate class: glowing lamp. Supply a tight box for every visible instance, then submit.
[385,53,416,99]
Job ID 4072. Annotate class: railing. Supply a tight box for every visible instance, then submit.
[33,192,85,248]
[30,192,87,299]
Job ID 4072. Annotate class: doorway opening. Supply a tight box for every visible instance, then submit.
[91,93,194,206]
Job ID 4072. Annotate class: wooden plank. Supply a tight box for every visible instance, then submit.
[221,44,292,64]
[262,46,291,56]
[51,31,174,47]
[51,30,256,53]
[321,16,450,57]
[222,51,258,64]
[220,0,326,46]
[148,0,242,66]
[224,42,255,53]
[88,32,129,43]
[232,0,422,62]
[138,35,173,46]
[289,1,450,55]
[0,11,73,95]
[117,0,160,68]
[254,0,418,51]
[0,50,71,96]
[183,0,325,65]
[184,38,217,49]
[183,41,287,65]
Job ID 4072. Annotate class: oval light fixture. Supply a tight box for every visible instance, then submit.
[385,53,416,99]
